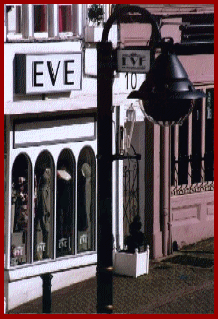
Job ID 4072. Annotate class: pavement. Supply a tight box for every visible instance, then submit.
[9,237,214,314]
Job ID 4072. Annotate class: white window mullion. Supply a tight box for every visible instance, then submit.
[22,4,34,39]
[15,5,21,33]
[48,4,59,38]
[72,4,79,36]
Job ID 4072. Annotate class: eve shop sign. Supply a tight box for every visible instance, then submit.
[15,53,82,94]
[117,48,150,73]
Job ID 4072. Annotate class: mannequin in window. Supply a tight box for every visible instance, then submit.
[56,167,72,255]
[34,167,51,260]
[77,163,92,250]
[82,163,92,231]
[13,177,28,232]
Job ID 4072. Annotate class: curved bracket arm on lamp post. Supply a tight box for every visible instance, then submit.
[101,4,161,45]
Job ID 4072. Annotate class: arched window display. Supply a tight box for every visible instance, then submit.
[77,147,96,253]
[11,154,31,266]
[34,151,54,261]
[56,149,75,257]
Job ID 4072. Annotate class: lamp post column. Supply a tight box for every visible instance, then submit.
[160,126,172,256]
[97,41,114,314]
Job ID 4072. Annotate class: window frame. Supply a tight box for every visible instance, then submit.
[77,146,97,254]
[33,150,55,262]
[5,4,23,41]
[56,148,76,258]
[5,4,82,41]
[7,139,97,269]
[10,152,32,266]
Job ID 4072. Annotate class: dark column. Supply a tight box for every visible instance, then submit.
[160,126,172,256]
[40,273,53,314]
[96,41,114,314]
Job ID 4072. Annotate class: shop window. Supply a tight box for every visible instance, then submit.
[191,99,202,183]
[34,151,54,261]
[59,5,72,33]
[77,147,96,253]
[205,88,214,181]
[56,149,75,258]
[178,119,188,185]
[34,5,47,33]
[11,153,31,266]
[181,14,214,44]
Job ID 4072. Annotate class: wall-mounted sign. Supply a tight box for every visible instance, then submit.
[117,48,150,73]
[15,53,82,94]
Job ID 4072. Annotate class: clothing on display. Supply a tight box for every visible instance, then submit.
[56,168,74,257]
[34,168,52,261]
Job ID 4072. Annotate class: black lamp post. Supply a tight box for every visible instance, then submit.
[97,4,206,314]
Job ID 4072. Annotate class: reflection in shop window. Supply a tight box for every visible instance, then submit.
[56,149,75,257]
[77,147,96,253]
[34,151,54,261]
[11,154,31,266]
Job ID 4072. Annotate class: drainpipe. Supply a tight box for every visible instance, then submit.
[115,105,120,250]
[161,126,172,256]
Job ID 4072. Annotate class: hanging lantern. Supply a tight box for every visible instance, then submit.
[128,38,206,126]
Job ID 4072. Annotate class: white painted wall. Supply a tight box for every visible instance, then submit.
[7,265,96,311]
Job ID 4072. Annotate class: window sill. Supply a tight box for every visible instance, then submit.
[5,36,81,43]
[5,252,97,282]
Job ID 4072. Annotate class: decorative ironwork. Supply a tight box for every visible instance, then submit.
[123,145,140,238]
[171,151,214,196]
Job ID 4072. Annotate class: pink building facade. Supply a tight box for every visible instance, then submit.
[119,4,214,258]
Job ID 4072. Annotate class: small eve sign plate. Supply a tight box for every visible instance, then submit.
[117,49,150,74]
